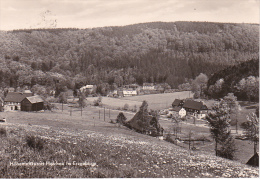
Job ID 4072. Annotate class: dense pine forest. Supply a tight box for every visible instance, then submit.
[0,21,258,98]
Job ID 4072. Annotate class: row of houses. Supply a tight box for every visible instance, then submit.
[168,99,208,119]
[109,83,170,97]
[1,91,44,112]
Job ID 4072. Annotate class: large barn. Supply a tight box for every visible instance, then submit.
[21,96,44,111]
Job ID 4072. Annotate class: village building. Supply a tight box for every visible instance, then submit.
[168,106,186,118]
[246,152,259,167]
[142,83,155,90]
[21,95,44,111]
[122,89,137,97]
[4,92,33,111]
[172,99,184,107]
[80,85,96,94]
[182,100,208,119]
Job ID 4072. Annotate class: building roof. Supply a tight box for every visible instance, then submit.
[25,96,44,103]
[246,152,259,167]
[172,99,183,106]
[183,100,208,111]
[143,83,154,86]
[5,92,33,103]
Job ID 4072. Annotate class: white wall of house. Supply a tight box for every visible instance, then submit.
[143,86,155,90]
[123,90,137,96]
[179,108,186,118]
[4,102,21,111]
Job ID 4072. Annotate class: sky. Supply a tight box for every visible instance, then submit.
[0,0,259,30]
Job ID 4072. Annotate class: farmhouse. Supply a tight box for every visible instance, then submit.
[122,89,137,97]
[4,92,33,111]
[168,106,186,118]
[142,83,155,90]
[80,85,96,94]
[183,100,208,119]
[21,96,44,111]
[172,99,184,107]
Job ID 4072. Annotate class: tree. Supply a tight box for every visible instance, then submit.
[206,100,236,159]
[236,76,259,102]
[223,93,240,132]
[58,92,68,112]
[191,73,208,98]
[241,112,259,155]
[78,92,86,116]
[116,112,127,125]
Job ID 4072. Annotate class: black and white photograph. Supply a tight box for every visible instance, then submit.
[0,0,259,178]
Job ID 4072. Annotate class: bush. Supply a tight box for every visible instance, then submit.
[26,135,44,150]
[94,96,102,106]
[116,112,127,125]
[123,103,129,111]
[0,128,7,137]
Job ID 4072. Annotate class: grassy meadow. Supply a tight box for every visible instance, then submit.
[87,91,193,111]
[0,92,258,177]
[0,120,259,178]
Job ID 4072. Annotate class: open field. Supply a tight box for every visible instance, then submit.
[87,91,193,111]
[0,109,258,177]
[122,91,193,110]
[0,101,258,166]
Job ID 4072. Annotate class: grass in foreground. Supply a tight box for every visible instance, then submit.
[0,124,258,178]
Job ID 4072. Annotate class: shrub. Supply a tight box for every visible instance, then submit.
[94,96,102,106]
[0,127,7,137]
[26,135,44,150]
[123,103,129,111]
[116,112,127,125]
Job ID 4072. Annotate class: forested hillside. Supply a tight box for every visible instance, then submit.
[206,59,259,101]
[0,21,258,96]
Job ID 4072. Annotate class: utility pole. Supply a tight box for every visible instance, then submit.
[104,107,106,121]
[109,109,110,119]
[99,110,100,120]
[70,106,72,116]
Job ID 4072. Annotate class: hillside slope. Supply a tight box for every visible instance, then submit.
[0,21,258,91]
[206,59,259,101]
[0,123,258,178]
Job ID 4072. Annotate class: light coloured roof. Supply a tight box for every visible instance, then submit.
[25,96,44,103]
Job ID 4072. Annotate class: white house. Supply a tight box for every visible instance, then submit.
[168,106,186,118]
[123,89,137,97]
[142,83,155,90]
[80,85,96,94]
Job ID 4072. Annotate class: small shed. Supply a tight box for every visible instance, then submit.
[246,153,259,167]
[21,96,44,111]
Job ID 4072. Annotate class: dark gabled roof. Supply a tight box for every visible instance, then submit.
[183,100,207,110]
[246,153,259,167]
[4,92,33,103]
[172,99,183,106]
[24,96,44,104]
